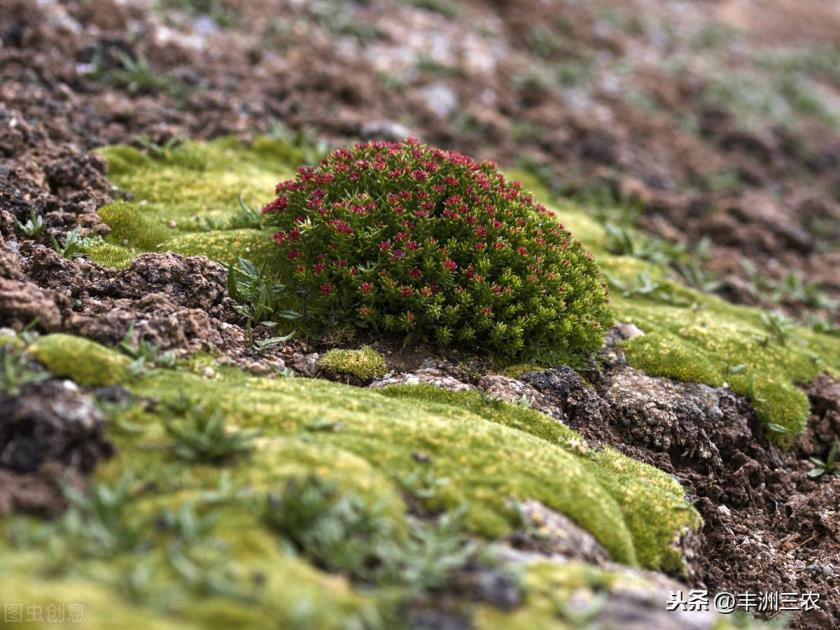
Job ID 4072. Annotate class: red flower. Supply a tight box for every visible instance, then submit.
[378,241,392,251]
[273,231,287,244]
[320,283,334,296]
[359,282,374,295]
[517,247,528,256]
[289,228,301,241]
[399,286,414,297]
[443,259,458,271]
[409,267,422,280]
[287,250,301,260]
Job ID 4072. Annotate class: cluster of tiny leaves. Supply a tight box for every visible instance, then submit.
[262,139,610,358]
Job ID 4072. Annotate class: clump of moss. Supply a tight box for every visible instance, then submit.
[29,334,701,573]
[318,346,388,383]
[262,139,611,360]
[91,140,839,443]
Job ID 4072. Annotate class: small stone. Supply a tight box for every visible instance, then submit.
[168,220,177,228]
[202,367,216,379]
[717,504,731,517]
[412,451,432,463]
[614,322,645,340]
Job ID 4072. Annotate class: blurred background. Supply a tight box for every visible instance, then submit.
[2,0,839,324]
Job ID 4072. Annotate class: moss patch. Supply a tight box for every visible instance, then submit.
[1,332,704,625]
[91,138,297,269]
[28,334,699,573]
[93,139,840,443]
[318,346,389,382]
[381,386,699,572]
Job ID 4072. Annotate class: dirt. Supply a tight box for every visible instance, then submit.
[0,0,838,626]
[520,352,840,628]
[0,379,114,516]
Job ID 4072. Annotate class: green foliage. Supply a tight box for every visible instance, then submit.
[759,311,796,346]
[740,260,836,310]
[263,140,611,359]
[91,52,187,98]
[117,325,177,374]
[51,225,100,259]
[0,343,48,396]
[60,476,147,557]
[225,257,299,350]
[318,347,388,382]
[226,258,298,326]
[263,475,478,594]
[165,404,260,464]
[263,475,396,580]
[14,209,45,238]
[808,439,840,480]
[229,194,263,230]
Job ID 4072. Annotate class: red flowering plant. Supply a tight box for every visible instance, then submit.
[262,139,611,359]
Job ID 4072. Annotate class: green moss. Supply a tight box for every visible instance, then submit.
[0,522,377,630]
[29,334,131,386]
[624,332,724,386]
[521,185,838,443]
[318,346,389,382]
[612,288,833,444]
[498,363,546,379]
[91,138,839,438]
[29,334,700,576]
[381,386,699,573]
[90,139,297,269]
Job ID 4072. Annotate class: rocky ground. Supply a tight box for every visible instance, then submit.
[1,1,839,628]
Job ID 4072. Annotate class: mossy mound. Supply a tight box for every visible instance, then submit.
[0,334,703,626]
[91,139,839,443]
[91,138,298,269]
[318,346,389,383]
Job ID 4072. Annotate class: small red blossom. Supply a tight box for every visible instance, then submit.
[443,259,458,271]
[320,283,334,296]
[359,282,374,295]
